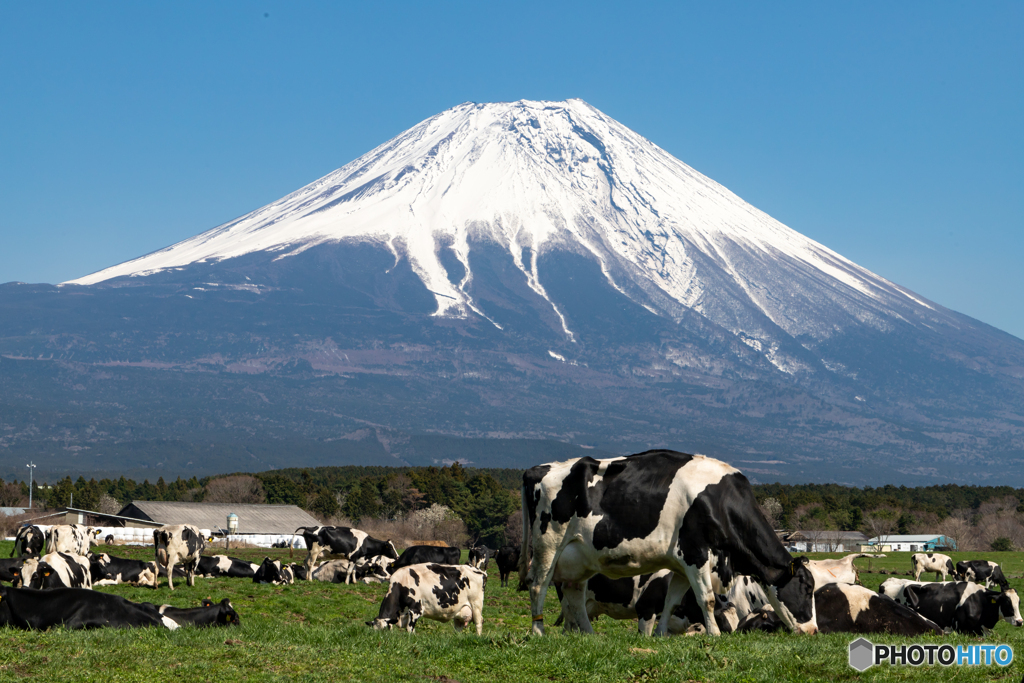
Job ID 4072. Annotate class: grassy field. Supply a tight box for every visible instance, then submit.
[1,543,1023,682]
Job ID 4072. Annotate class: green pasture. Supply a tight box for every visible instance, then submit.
[2,543,1024,682]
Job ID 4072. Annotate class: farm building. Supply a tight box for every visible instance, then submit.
[779,530,868,553]
[866,534,956,552]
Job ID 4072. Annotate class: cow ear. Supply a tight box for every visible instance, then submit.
[202,599,213,607]
[904,587,920,610]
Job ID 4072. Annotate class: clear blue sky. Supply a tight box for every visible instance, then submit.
[2,2,1021,338]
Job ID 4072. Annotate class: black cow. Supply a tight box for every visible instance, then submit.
[142,598,241,628]
[294,526,398,583]
[0,585,177,630]
[495,545,520,588]
[391,545,461,573]
[956,560,1011,591]
[468,546,491,571]
[196,555,259,579]
[369,563,486,634]
[253,557,294,585]
[901,582,1023,635]
[90,553,158,587]
[519,450,818,636]
[814,583,943,635]
[0,559,24,585]
[11,526,44,558]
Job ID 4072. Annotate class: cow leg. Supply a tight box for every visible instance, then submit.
[167,562,175,591]
[687,563,721,637]
[655,572,691,636]
[560,579,594,634]
[527,537,567,636]
[305,544,323,581]
[186,559,197,587]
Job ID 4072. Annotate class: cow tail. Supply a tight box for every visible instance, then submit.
[517,482,531,592]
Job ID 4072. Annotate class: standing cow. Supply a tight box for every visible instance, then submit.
[46,525,100,556]
[956,560,1011,591]
[294,526,398,583]
[11,526,44,558]
[369,563,486,635]
[495,546,521,588]
[154,525,210,590]
[518,450,818,636]
[911,553,955,582]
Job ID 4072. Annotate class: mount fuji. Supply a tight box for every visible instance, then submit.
[3,99,1023,484]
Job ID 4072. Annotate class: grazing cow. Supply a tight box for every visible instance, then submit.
[468,546,491,571]
[807,553,885,587]
[47,525,101,556]
[901,582,1023,635]
[11,526,44,558]
[956,560,1011,591]
[495,545,520,588]
[519,450,818,636]
[0,585,177,630]
[814,583,942,635]
[196,555,260,579]
[145,598,241,628]
[294,526,398,583]
[23,553,92,590]
[0,559,24,585]
[89,553,158,587]
[253,557,295,585]
[911,553,955,582]
[391,545,461,573]
[105,534,115,545]
[154,524,210,590]
[369,563,486,635]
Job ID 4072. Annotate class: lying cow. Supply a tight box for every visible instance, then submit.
[47,525,101,556]
[196,555,259,579]
[154,524,210,590]
[369,563,486,635]
[253,557,294,585]
[807,553,885,587]
[956,560,1011,591]
[878,577,926,601]
[295,526,398,583]
[495,545,520,588]
[142,598,241,628]
[636,572,769,635]
[901,582,1022,635]
[0,585,177,630]
[89,553,157,587]
[911,553,955,581]
[11,525,44,558]
[467,546,491,571]
[21,553,92,590]
[390,545,461,573]
[814,583,942,635]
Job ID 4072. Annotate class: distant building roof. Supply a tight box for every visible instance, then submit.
[784,530,868,542]
[868,535,950,543]
[116,501,319,535]
[0,507,27,517]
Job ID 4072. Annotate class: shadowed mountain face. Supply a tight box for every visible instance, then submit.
[3,99,1023,484]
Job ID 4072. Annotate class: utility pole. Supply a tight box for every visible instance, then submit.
[26,462,36,509]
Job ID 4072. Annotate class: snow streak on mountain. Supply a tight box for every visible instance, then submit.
[69,99,946,363]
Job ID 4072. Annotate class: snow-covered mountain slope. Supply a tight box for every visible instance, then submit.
[68,99,947,349]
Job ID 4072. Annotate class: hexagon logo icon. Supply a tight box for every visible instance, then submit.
[849,637,874,671]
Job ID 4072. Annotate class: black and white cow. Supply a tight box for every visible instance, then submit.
[23,553,92,590]
[553,572,669,631]
[294,526,398,583]
[814,583,943,636]
[288,563,308,581]
[468,546,491,571]
[956,560,1011,591]
[369,563,486,635]
[145,598,241,628]
[0,585,177,630]
[901,582,1023,635]
[807,554,885,587]
[519,450,818,636]
[253,557,295,585]
[0,559,24,585]
[154,524,210,590]
[89,553,158,587]
[391,545,461,573]
[11,526,44,558]
[495,545,520,588]
[635,572,770,635]
[878,577,927,601]
[46,525,101,556]
[196,555,260,579]
[911,553,955,582]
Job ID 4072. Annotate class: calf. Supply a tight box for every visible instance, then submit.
[47,525,100,556]
[11,525,44,558]
[90,553,158,587]
[24,553,92,590]
[814,583,942,635]
[147,598,241,628]
[390,545,461,573]
[196,555,259,579]
[467,546,491,571]
[807,553,885,587]
[495,545,520,588]
[902,582,1023,635]
[0,559,24,585]
[0,585,176,630]
[956,560,1011,591]
[154,524,210,590]
[253,557,295,585]
[295,526,398,583]
[369,563,486,635]
[911,553,955,581]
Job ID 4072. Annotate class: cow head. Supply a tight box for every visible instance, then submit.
[30,561,57,590]
[767,556,817,635]
[202,598,242,626]
[367,617,395,630]
[89,528,102,538]
[384,540,399,560]
[999,589,1023,626]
